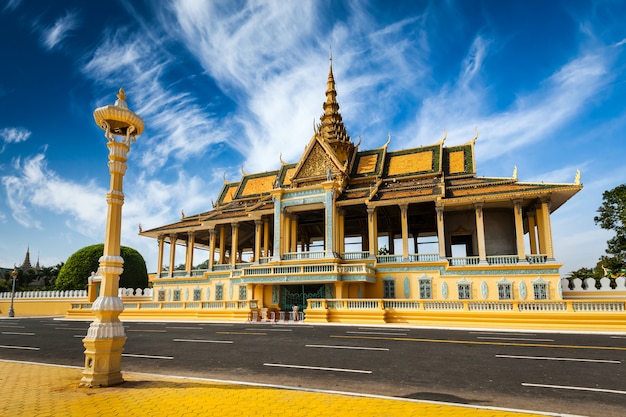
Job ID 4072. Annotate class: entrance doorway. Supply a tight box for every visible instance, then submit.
[281,284,325,312]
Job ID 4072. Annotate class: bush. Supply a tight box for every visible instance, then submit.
[55,244,148,290]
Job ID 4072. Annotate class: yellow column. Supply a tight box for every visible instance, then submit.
[185,232,195,273]
[535,205,547,256]
[255,283,264,308]
[436,204,446,259]
[283,212,291,254]
[513,200,526,262]
[254,219,262,263]
[334,282,345,299]
[537,200,554,259]
[168,235,177,276]
[231,222,239,267]
[367,207,378,257]
[263,218,270,258]
[475,203,487,263]
[400,204,409,260]
[527,212,538,255]
[156,236,164,277]
[337,208,345,255]
[208,227,216,270]
[218,226,225,264]
[290,214,298,253]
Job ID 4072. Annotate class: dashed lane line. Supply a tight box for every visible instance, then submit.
[165,326,203,330]
[0,345,39,351]
[346,331,407,336]
[122,353,174,360]
[496,354,620,364]
[173,338,233,344]
[127,329,167,333]
[332,335,626,351]
[522,382,626,395]
[216,331,266,335]
[306,344,389,351]
[264,363,372,374]
[1,332,35,336]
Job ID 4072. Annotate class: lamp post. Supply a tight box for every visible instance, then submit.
[7,267,18,317]
[80,88,144,388]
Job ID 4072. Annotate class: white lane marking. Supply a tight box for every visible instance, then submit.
[1,332,35,336]
[245,328,292,332]
[0,325,25,328]
[346,331,407,336]
[357,327,413,331]
[471,331,537,336]
[610,336,626,339]
[122,353,174,360]
[165,326,203,330]
[44,323,68,326]
[478,337,554,342]
[73,335,86,338]
[496,354,620,364]
[173,338,233,344]
[306,344,389,351]
[0,345,40,351]
[522,382,626,395]
[264,363,372,374]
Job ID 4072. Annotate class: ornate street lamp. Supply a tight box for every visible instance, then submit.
[7,267,18,317]
[80,88,144,387]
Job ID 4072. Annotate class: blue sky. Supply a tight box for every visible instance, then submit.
[1,0,625,275]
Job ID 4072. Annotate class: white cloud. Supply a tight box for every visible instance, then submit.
[2,0,21,13]
[0,127,31,152]
[41,10,79,51]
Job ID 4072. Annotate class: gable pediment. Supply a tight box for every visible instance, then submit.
[291,135,347,187]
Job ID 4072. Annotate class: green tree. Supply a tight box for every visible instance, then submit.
[594,184,626,273]
[55,244,148,290]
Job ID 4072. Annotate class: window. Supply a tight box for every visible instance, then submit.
[458,283,471,299]
[158,290,165,302]
[215,284,223,301]
[239,285,247,300]
[419,279,432,299]
[172,289,181,302]
[498,282,512,300]
[383,280,395,298]
[533,282,548,300]
[193,289,202,301]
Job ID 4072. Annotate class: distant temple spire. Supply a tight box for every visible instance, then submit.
[21,246,32,270]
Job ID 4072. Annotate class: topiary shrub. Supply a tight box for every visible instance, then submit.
[55,244,148,290]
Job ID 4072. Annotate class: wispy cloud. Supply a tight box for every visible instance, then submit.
[0,127,31,152]
[2,0,21,13]
[40,10,79,51]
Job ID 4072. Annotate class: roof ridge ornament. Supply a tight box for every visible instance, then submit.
[513,166,518,180]
[439,128,447,145]
[575,169,581,185]
[471,127,478,144]
[241,165,248,176]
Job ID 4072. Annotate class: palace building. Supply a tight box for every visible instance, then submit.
[139,63,582,320]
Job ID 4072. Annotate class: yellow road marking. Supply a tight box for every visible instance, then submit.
[216,331,266,336]
[331,335,626,351]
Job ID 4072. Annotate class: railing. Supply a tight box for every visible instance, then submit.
[561,277,625,299]
[307,299,626,313]
[342,251,370,260]
[0,289,88,299]
[282,251,325,261]
[448,256,480,266]
[408,253,439,262]
[213,264,232,271]
[486,255,519,265]
[259,257,272,264]
[376,255,403,263]
[526,254,548,264]
[241,262,375,278]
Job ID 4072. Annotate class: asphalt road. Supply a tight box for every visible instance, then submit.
[1,318,625,417]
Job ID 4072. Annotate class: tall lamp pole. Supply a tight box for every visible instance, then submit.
[8,267,18,317]
[80,88,144,388]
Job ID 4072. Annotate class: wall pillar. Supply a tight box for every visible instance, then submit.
[156,236,164,277]
[367,207,378,257]
[536,199,554,259]
[254,219,263,263]
[231,222,239,267]
[208,227,216,270]
[474,203,487,263]
[168,234,177,277]
[185,232,195,273]
[400,204,409,260]
[263,218,270,258]
[290,214,298,253]
[527,212,538,255]
[513,200,527,262]
[218,226,226,265]
[436,204,446,259]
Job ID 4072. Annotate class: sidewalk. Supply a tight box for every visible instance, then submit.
[0,360,565,417]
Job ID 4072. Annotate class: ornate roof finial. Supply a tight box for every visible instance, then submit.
[575,169,581,185]
[223,172,228,184]
[440,128,447,144]
[385,132,391,148]
[114,87,128,109]
[279,153,286,165]
[513,166,518,180]
[241,165,248,176]
[471,127,478,143]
